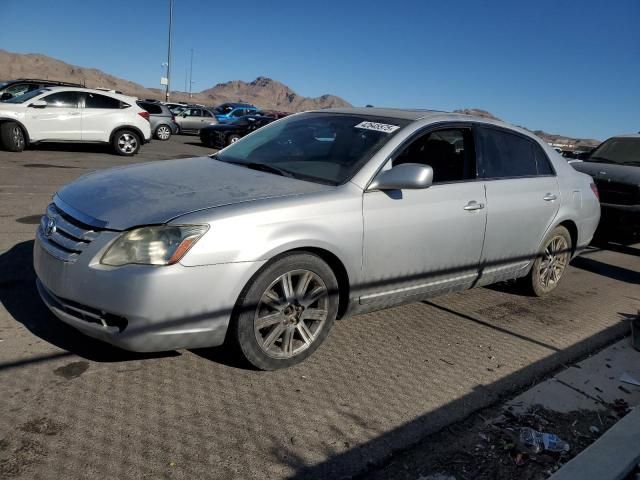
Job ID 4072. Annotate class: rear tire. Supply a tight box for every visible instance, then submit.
[112,130,140,156]
[0,122,26,152]
[155,124,172,141]
[526,226,572,297]
[233,253,339,370]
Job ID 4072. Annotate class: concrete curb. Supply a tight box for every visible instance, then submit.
[550,406,640,480]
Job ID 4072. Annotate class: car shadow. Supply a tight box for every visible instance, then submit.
[0,240,179,363]
[571,255,640,284]
[27,143,113,154]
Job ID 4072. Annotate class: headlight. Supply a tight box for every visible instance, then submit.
[101,225,208,266]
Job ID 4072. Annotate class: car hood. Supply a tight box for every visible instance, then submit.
[571,161,640,184]
[55,156,333,230]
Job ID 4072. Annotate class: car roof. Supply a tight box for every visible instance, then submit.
[220,102,256,108]
[308,107,534,136]
[606,134,640,139]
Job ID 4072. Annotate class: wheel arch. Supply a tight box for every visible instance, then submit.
[109,125,145,144]
[0,117,30,144]
[557,219,578,257]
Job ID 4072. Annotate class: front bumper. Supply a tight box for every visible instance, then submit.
[33,232,265,352]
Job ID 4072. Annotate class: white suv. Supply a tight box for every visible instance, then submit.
[0,87,152,156]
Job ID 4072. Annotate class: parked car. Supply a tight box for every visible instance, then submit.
[0,87,151,155]
[164,102,187,114]
[571,135,640,236]
[137,100,178,140]
[33,108,599,370]
[199,114,276,148]
[174,106,218,134]
[0,78,84,101]
[213,102,259,123]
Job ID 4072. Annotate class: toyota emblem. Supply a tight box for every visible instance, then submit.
[44,217,57,237]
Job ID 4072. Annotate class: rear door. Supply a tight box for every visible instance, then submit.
[27,91,82,141]
[476,125,560,281]
[81,92,128,141]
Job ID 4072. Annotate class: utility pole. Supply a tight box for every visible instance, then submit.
[188,48,194,99]
[164,0,173,102]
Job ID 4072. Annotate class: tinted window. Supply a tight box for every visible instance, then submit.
[185,108,202,117]
[534,145,554,175]
[478,127,538,178]
[216,113,409,185]
[393,128,476,183]
[42,92,80,108]
[138,102,163,114]
[202,110,213,117]
[85,93,122,109]
[231,109,245,117]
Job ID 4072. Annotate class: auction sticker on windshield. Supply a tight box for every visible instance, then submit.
[355,121,400,133]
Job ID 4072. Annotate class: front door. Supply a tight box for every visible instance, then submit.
[361,126,487,304]
[27,91,82,141]
[476,126,561,281]
[81,92,128,141]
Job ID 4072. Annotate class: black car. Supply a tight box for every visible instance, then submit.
[571,134,640,237]
[199,114,276,148]
[0,78,84,101]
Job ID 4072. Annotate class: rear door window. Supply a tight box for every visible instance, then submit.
[85,93,123,109]
[477,127,546,178]
[138,102,163,114]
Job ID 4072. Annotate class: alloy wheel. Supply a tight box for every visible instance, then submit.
[157,125,171,140]
[12,126,24,149]
[118,133,138,153]
[254,269,329,359]
[538,235,569,291]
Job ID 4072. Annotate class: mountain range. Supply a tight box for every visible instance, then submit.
[0,50,599,147]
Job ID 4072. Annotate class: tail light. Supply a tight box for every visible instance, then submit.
[590,182,599,200]
[138,111,150,122]
[171,115,176,122]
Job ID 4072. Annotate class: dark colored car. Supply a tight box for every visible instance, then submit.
[137,100,178,140]
[0,78,84,101]
[199,114,276,148]
[571,134,640,236]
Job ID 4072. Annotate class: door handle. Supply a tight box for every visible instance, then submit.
[464,201,485,211]
[69,112,80,116]
[543,193,557,201]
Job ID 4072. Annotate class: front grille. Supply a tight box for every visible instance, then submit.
[38,203,101,262]
[596,180,639,206]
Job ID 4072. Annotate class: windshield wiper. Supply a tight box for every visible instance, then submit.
[222,160,295,178]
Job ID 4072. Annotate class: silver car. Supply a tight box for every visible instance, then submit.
[33,108,600,369]
[174,106,218,134]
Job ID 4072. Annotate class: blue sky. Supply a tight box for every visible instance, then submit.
[1,0,638,140]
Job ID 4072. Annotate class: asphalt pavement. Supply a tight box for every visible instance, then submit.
[0,136,639,479]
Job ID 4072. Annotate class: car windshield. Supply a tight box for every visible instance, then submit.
[214,112,410,185]
[3,88,49,103]
[589,137,640,165]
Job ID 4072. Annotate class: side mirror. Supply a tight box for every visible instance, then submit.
[369,163,433,190]
[29,100,47,108]
[1,92,13,101]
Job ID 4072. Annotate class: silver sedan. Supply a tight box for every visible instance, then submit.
[33,108,600,369]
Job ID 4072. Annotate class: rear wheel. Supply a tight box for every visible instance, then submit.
[0,122,26,152]
[112,130,140,156]
[527,226,572,296]
[155,124,172,141]
[233,253,339,370]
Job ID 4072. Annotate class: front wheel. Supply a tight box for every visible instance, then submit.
[112,130,140,156]
[527,226,572,296]
[226,134,241,146]
[233,253,339,370]
[0,122,26,152]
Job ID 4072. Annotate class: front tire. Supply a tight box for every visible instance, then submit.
[112,130,140,156]
[233,253,339,370]
[0,122,26,152]
[226,134,241,146]
[155,124,172,141]
[527,226,572,296]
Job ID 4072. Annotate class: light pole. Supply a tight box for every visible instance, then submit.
[164,0,174,102]
[188,48,194,99]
